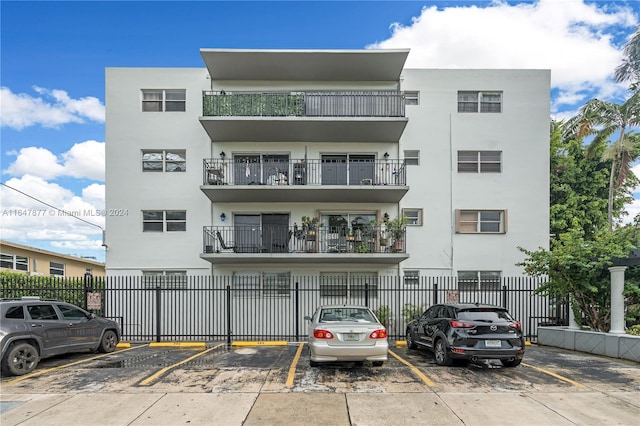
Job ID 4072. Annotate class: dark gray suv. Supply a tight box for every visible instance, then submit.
[1,297,121,376]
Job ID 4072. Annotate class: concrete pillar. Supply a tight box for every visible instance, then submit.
[608,266,627,334]
[568,300,580,330]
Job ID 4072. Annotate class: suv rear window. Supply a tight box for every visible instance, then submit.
[5,306,25,319]
[457,309,513,322]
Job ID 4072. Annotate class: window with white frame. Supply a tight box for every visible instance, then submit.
[458,271,502,290]
[142,210,186,232]
[403,270,420,285]
[142,89,186,112]
[404,91,419,105]
[142,150,186,172]
[50,261,65,276]
[457,91,502,113]
[457,151,502,173]
[0,253,28,272]
[402,208,423,226]
[319,272,378,299]
[455,210,507,233]
[142,270,187,289]
[404,150,419,166]
[232,272,291,298]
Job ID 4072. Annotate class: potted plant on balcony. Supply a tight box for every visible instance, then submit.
[302,215,320,251]
[387,215,407,253]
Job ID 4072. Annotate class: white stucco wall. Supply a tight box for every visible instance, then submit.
[105,65,549,278]
[400,69,550,276]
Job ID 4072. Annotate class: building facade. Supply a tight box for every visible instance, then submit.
[105,49,550,286]
[0,240,105,277]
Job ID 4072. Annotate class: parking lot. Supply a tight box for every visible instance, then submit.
[1,342,639,425]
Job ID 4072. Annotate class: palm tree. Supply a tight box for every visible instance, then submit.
[615,27,640,87]
[563,93,640,227]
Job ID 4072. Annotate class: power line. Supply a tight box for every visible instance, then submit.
[1,181,104,230]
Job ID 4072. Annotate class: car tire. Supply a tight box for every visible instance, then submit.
[309,359,319,367]
[501,358,522,368]
[406,329,417,349]
[2,342,39,376]
[433,339,453,366]
[372,361,384,367]
[98,330,118,353]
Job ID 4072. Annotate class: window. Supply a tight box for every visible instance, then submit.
[1,253,28,272]
[404,150,419,166]
[27,304,58,320]
[5,306,25,319]
[50,261,65,276]
[142,210,186,232]
[142,150,186,172]
[319,272,378,298]
[142,89,186,112]
[402,208,423,226]
[404,91,419,105]
[143,271,187,288]
[455,210,507,233]
[458,151,502,173]
[458,91,502,113]
[232,272,291,298]
[458,271,502,290]
[57,304,88,320]
[404,270,420,285]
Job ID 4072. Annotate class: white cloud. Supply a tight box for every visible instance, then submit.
[4,140,105,181]
[0,175,105,251]
[0,86,105,130]
[368,0,637,112]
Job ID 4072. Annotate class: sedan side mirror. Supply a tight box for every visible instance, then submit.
[304,315,312,321]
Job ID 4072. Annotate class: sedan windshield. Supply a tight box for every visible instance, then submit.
[319,308,376,323]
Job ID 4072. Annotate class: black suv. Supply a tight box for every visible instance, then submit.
[406,303,524,367]
[1,297,121,376]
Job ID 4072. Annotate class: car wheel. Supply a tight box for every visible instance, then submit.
[98,330,118,353]
[501,358,522,368]
[406,329,417,349]
[372,361,384,367]
[2,342,39,376]
[433,339,452,366]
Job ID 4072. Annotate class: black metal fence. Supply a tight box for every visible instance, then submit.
[0,275,564,344]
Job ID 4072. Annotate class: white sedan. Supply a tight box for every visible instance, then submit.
[305,305,388,367]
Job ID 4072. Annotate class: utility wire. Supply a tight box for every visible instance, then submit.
[1,181,104,230]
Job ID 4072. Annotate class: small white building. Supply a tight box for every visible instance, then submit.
[105,48,550,287]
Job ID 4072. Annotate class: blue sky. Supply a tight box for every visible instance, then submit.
[1,0,640,263]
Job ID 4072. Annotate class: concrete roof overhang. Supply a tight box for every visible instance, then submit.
[199,49,410,81]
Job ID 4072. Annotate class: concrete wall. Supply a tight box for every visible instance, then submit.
[538,327,640,362]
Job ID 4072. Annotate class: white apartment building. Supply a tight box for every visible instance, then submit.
[105,48,550,285]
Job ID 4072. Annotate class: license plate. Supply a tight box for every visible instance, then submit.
[485,340,502,348]
[343,333,360,341]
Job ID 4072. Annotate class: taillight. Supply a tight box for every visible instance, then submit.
[449,320,475,329]
[313,329,334,339]
[369,329,387,339]
[509,321,522,329]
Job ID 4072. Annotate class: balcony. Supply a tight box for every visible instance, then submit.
[199,91,408,142]
[201,158,408,203]
[201,226,409,265]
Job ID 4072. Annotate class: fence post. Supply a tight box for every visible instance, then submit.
[364,282,369,307]
[155,283,162,342]
[502,284,508,309]
[83,271,93,311]
[226,285,232,347]
[294,282,300,341]
[433,280,438,305]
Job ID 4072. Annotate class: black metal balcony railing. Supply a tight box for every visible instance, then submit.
[203,158,406,186]
[202,91,406,118]
[203,226,406,255]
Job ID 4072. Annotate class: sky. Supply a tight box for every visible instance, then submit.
[1,0,640,264]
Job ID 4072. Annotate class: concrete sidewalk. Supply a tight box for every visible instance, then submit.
[2,390,639,425]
